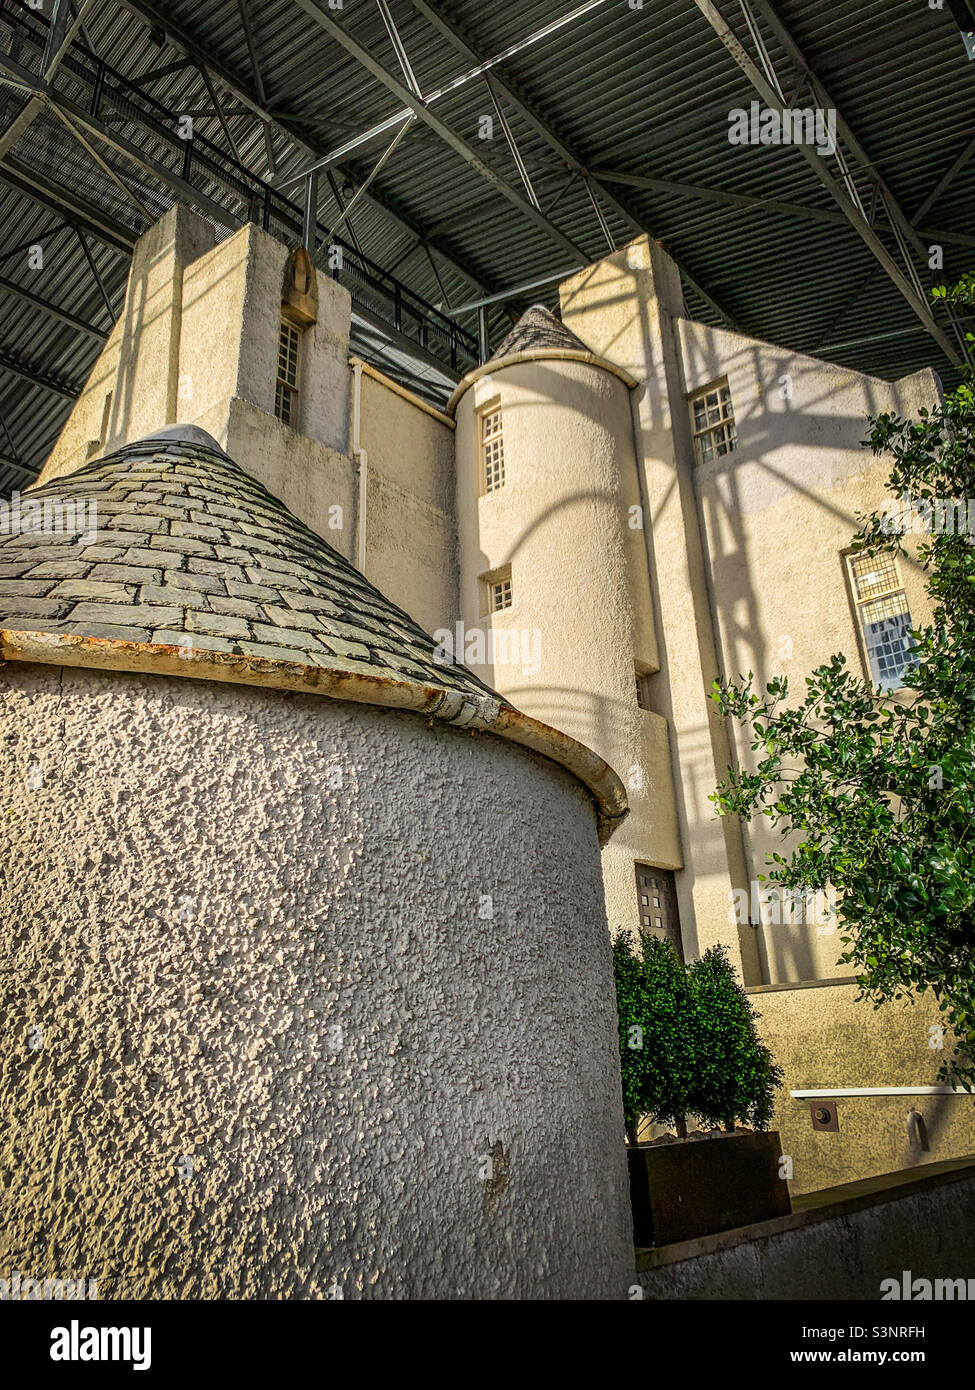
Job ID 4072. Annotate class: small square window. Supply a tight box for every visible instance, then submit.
[690,382,738,465]
[635,864,683,959]
[490,576,512,612]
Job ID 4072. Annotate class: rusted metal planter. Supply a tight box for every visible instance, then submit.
[628,1130,792,1247]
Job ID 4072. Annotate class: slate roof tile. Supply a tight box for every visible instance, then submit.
[0,434,505,712]
[489,304,591,361]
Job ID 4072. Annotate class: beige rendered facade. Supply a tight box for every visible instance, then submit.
[29,207,975,1196]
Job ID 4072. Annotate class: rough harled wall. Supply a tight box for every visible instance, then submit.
[0,662,633,1300]
[454,356,681,940]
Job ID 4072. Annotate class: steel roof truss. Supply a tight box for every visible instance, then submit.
[692,0,962,368]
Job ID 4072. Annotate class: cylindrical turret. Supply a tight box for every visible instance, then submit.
[451,308,681,938]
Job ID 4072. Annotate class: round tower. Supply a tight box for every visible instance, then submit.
[450,307,681,942]
[0,427,632,1300]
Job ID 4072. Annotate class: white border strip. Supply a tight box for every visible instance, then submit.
[792,1086,975,1098]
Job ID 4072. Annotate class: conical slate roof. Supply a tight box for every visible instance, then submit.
[489,304,590,361]
[0,430,498,708]
[0,428,628,835]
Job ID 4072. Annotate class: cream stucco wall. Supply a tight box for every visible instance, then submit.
[454,354,680,938]
[682,320,940,983]
[0,660,634,1299]
[32,211,463,628]
[555,235,975,1196]
[38,205,218,482]
[357,368,458,637]
[560,237,756,976]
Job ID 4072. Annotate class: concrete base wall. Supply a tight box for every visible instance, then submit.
[637,1160,975,1299]
[0,661,633,1300]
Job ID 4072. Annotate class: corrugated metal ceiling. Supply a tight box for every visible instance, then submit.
[0,0,972,493]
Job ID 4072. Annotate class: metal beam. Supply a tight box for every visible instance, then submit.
[0,348,79,399]
[913,130,975,224]
[290,0,590,265]
[131,58,193,88]
[323,116,415,242]
[75,225,116,324]
[583,176,614,252]
[0,269,108,338]
[283,0,611,194]
[198,65,241,163]
[376,0,422,96]
[691,0,961,367]
[0,16,479,377]
[114,0,501,303]
[407,0,741,328]
[449,267,585,316]
[593,166,851,227]
[42,0,97,82]
[0,222,71,267]
[0,412,25,471]
[275,111,409,186]
[235,0,267,104]
[485,74,539,210]
[743,0,971,364]
[591,167,975,248]
[748,0,930,259]
[0,455,32,478]
[47,99,154,222]
[0,155,137,253]
[0,95,44,160]
[301,169,318,250]
[40,0,71,78]
[236,0,275,174]
[0,453,38,485]
[325,168,361,256]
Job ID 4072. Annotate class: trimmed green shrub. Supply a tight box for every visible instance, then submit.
[613,932,698,1143]
[613,934,782,1141]
[687,945,783,1132]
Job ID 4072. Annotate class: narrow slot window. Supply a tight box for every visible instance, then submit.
[275,319,301,426]
[481,407,505,493]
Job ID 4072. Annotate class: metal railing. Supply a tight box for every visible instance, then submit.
[0,2,479,379]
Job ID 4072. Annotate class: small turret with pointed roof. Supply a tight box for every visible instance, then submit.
[489,304,590,361]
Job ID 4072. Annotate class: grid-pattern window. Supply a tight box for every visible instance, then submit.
[481,407,505,493]
[691,383,738,464]
[635,865,683,959]
[490,575,513,612]
[275,319,301,426]
[847,553,915,691]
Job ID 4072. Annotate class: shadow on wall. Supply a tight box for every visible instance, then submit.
[106,244,246,454]
[466,272,938,987]
[680,331,936,983]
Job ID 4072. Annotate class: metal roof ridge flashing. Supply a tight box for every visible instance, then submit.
[130,424,231,456]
